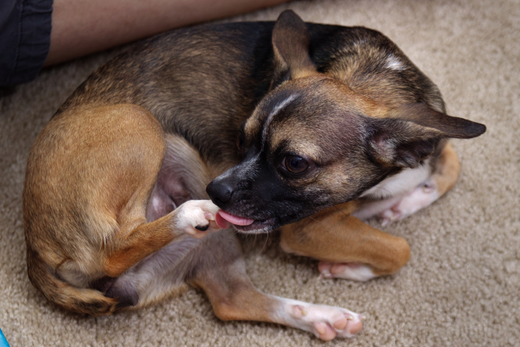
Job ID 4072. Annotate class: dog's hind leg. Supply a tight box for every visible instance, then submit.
[352,142,461,225]
[187,230,363,341]
[24,104,221,314]
[376,142,461,225]
[96,131,223,309]
[279,204,411,282]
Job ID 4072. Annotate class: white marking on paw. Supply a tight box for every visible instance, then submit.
[319,262,377,282]
[175,200,220,237]
[277,297,363,340]
[380,180,439,225]
[352,194,403,221]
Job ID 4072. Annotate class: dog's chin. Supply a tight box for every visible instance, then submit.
[232,217,277,234]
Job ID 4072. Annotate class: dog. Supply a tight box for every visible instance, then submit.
[23,10,485,341]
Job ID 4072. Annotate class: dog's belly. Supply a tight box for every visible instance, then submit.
[146,133,218,222]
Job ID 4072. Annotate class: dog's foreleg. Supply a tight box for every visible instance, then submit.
[188,230,363,341]
[377,142,461,224]
[104,199,221,277]
[279,204,411,281]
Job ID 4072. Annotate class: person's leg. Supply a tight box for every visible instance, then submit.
[46,0,291,66]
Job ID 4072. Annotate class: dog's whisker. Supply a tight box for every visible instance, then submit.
[261,232,270,254]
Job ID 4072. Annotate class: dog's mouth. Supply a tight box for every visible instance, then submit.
[216,210,276,234]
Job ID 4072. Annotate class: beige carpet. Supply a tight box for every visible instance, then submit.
[1,0,519,345]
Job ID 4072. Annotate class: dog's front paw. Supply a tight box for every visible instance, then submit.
[318,262,377,282]
[283,300,363,340]
[379,180,439,226]
[175,200,221,238]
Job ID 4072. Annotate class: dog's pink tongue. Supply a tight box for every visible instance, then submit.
[216,210,255,228]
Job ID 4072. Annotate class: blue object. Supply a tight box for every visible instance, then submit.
[0,328,10,347]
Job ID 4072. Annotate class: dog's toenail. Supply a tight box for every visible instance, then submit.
[322,272,332,278]
[195,224,209,231]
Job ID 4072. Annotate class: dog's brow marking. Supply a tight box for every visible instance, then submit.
[385,55,405,71]
[261,94,298,149]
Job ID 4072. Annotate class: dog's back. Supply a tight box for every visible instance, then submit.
[57,21,445,167]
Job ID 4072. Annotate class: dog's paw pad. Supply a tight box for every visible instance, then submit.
[318,262,376,282]
[379,180,439,225]
[286,301,363,340]
[176,200,221,238]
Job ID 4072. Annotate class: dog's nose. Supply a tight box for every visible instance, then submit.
[206,180,234,206]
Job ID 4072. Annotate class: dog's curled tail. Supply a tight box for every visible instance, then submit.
[26,248,118,316]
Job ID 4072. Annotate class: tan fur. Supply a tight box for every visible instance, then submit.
[431,143,460,194]
[24,104,203,314]
[23,10,483,340]
[280,202,411,276]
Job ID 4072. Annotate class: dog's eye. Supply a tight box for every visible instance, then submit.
[284,155,309,174]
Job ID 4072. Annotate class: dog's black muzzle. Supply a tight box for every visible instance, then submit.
[206,155,322,230]
[206,177,235,209]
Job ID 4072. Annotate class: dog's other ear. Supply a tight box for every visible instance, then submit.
[394,104,486,139]
[367,104,486,168]
[271,10,317,89]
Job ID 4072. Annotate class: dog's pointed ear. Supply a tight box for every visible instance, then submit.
[270,10,317,89]
[367,104,486,168]
[393,104,487,139]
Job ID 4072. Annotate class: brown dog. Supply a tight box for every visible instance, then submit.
[23,10,485,341]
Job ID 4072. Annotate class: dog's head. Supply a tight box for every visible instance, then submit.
[207,10,486,233]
